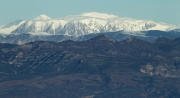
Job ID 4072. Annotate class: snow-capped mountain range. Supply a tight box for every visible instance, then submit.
[0,12,179,36]
[0,12,180,44]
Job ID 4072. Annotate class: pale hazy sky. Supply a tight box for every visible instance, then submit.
[0,0,180,25]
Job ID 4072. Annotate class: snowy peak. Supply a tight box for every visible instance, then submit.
[0,20,25,35]
[80,12,118,19]
[2,20,25,28]
[33,14,51,20]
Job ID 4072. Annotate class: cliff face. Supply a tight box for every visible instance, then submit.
[1,35,180,98]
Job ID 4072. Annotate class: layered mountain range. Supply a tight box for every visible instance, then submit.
[0,12,180,44]
[1,12,180,98]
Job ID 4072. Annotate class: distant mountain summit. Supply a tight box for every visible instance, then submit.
[80,12,118,19]
[33,14,51,20]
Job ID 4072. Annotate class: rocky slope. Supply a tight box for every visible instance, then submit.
[1,35,180,98]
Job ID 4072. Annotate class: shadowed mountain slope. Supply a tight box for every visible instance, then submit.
[1,35,180,98]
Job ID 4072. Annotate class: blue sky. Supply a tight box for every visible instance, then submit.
[0,0,180,25]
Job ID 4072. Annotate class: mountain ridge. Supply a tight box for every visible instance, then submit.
[0,12,179,36]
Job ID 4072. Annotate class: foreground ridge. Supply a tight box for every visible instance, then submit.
[0,35,180,97]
